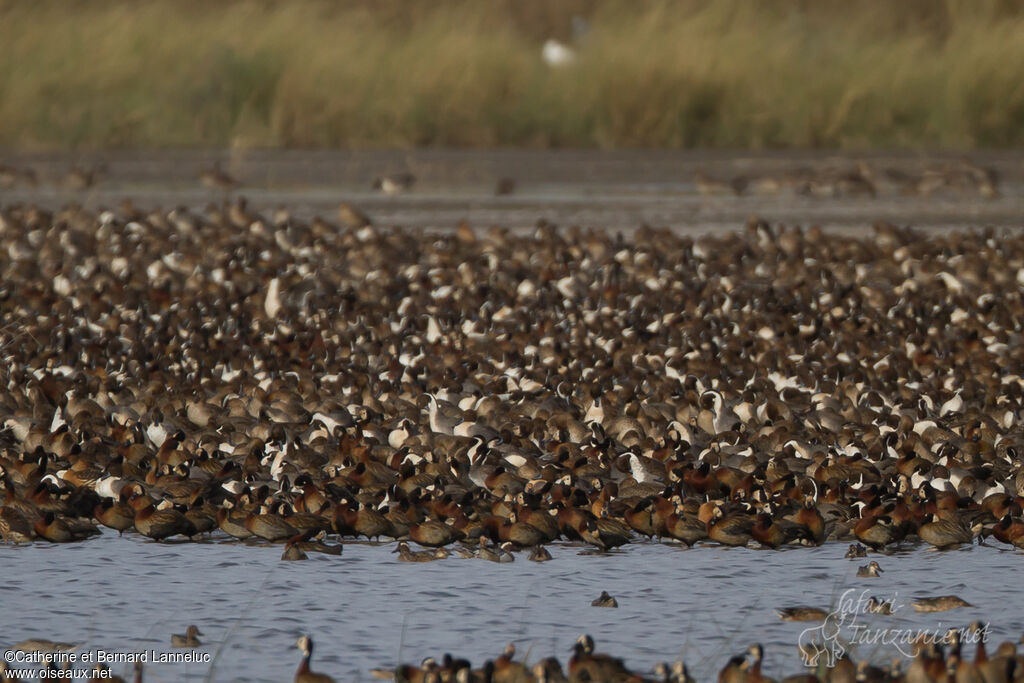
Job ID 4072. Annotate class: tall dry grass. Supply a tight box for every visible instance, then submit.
[2,0,1024,149]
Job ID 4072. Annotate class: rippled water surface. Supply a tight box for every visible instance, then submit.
[4,533,1023,681]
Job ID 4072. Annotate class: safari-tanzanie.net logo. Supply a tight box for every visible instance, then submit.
[795,589,988,667]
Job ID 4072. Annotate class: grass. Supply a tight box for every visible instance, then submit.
[3,0,1024,150]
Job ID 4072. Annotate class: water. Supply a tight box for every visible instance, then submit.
[4,149,1024,234]
[3,533,1022,681]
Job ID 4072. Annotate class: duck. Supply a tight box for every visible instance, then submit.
[474,537,511,563]
[0,164,37,188]
[494,178,516,196]
[337,203,372,228]
[745,644,774,683]
[295,636,335,683]
[991,514,1024,549]
[491,643,533,681]
[707,506,753,547]
[591,591,618,608]
[198,161,240,192]
[0,505,34,543]
[245,504,298,542]
[394,540,447,562]
[532,657,568,682]
[132,497,196,541]
[33,511,100,543]
[917,512,974,549]
[216,506,253,540]
[694,170,745,197]
[9,639,78,652]
[409,519,465,547]
[578,517,632,550]
[664,509,708,547]
[866,597,893,615]
[93,498,136,535]
[845,543,867,558]
[282,540,309,561]
[568,635,633,681]
[912,595,973,612]
[775,607,828,621]
[372,173,415,195]
[170,625,203,648]
[750,512,806,548]
[528,546,552,562]
[857,561,883,577]
[63,165,104,191]
[854,514,895,550]
[499,510,547,547]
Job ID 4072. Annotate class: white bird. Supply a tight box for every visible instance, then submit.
[939,390,963,417]
[542,39,577,67]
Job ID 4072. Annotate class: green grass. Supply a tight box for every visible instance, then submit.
[3,0,1024,150]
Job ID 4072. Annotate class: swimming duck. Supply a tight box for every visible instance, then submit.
[394,540,447,562]
[857,561,883,577]
[474,537,511,563]
[845,543,867,558]
[9,639,78,652]
[591,591,618,608]
[866,597,893,615]
[295,636,335,683]
[282,541,308,561]
[912,595,973,612]
[528,546,552,562]
[775,607,828,622]
[170,625,203,648]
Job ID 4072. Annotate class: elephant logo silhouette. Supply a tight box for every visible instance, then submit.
[798,613,845,668]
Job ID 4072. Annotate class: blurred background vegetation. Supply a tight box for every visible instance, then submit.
[2,0,1023,150]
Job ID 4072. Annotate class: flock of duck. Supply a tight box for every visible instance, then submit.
[1,204,1023,556]
[2,193,1024,679]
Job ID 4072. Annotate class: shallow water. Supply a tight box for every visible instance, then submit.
[3,533,1022,681]
[4,149,1024,234]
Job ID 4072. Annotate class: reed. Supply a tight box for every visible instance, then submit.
[2,0,1024,149]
